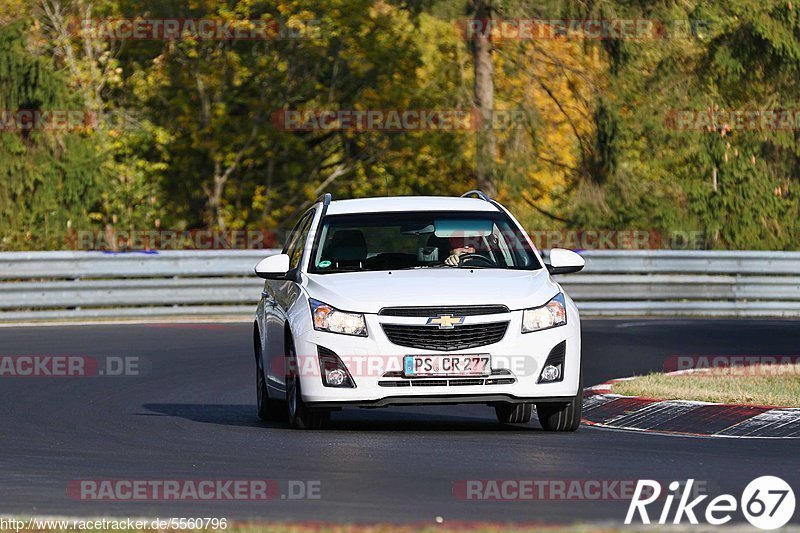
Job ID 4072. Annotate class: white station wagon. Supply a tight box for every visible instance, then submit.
[254,192,585,429]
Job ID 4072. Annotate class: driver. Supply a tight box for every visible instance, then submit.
[445,245,475,266]
[445,237,477,266]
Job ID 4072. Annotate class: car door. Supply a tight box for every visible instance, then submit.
[264,211,314,391]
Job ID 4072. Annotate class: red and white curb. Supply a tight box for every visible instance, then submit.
[582,374,800,438]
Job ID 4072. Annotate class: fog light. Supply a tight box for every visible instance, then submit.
[318,347,356,388]
[325,368,346,387]
[540,364,560,382]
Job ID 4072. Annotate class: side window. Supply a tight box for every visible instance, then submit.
[286,214,313,270]
[492,224,515,266]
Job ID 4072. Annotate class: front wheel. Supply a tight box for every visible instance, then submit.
[286,339,330,430]
[536,390,582,432]
[495,402,533,424]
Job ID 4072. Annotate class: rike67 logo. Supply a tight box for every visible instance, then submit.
[626,476,795,530]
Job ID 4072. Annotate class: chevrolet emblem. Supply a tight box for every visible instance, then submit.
[426,314,465,329]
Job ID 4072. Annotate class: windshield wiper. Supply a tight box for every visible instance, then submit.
[394,264,450,270]
[323,266,367,273]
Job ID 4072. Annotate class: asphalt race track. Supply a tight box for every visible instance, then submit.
[1,319,798,525]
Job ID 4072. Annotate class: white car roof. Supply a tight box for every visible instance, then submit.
[324,196,500,215]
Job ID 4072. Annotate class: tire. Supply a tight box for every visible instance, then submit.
[536,373,583,431]
[495,402,533,424]
[286,338,330,430]
[255,330,280,421]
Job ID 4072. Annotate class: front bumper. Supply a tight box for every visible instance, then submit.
[292,308,581,406]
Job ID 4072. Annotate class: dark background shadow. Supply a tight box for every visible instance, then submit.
[141,403,541,432]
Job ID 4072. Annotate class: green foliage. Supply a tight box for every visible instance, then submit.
[562,0,800,249]
[0,19,102,249]
[1,0,799,250]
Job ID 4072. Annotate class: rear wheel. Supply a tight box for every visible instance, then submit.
[495,402,533,424]
[536,373,583,431]
[255,330,280,421]
[286,338,330,430]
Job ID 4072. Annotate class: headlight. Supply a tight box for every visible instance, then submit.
[309,299,367,337]
[521,293,567,333]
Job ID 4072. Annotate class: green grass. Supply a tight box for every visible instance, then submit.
[611,363,800,407]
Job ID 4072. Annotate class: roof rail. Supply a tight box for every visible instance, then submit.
[461,190,491,202]
[316,193,332,207]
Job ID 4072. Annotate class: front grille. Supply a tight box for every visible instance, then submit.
[381,322,508,351]
[485,377,516,385]
[378,380,410,387]
[411,379,448,387]
[378,305,509,317]
[449,378,484,386]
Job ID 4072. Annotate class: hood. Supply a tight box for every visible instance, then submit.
[303,268,559,314]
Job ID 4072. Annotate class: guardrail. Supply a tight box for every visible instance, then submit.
[0,250,270,321]
[565,251,800,317]
[1,250,799,321]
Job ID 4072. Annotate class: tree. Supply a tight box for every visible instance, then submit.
[470,0,496,196]
[0,17,103,249]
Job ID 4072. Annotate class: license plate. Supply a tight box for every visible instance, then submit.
[403,354,490,377]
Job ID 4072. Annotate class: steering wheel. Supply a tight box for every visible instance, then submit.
[457,253,496,267]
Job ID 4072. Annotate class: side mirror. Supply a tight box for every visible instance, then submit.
[255,253,291,280]
[546,248,584,275]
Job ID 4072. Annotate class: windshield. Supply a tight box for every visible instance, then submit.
[308,211,541,274]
